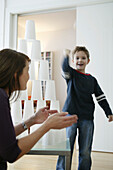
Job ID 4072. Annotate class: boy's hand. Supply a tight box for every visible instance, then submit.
[63,49,71,56]
[108,115,113,122]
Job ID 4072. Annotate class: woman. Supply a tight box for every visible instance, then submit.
[0,49,78,170]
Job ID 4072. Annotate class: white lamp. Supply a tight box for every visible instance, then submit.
[45,80,56,100]
[50,100,60,112]
[30,124,39,134]
[31,40,41,60]
[16,130,28,139]
[41,129,66,146]
[36,100,46,111]
[18,39,27,55]
[25,20,36,40]
[29,61,36,80]
[34,61,39,80]
[38,60,49,80]
[31,80,42,100]
[19,90,28,100]
[11,100,22,124]
[45,129,66,145]
[23,100,34,121]
[30,124,43,144]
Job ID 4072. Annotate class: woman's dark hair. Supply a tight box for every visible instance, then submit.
[72,46,90,59]
[0,49,31,100]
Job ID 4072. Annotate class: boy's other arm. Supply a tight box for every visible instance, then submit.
[94,78,113,122]
[108,115,113,122]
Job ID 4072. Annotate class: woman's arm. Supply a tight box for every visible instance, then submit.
[14,116,34,136]
[16,112,78,160]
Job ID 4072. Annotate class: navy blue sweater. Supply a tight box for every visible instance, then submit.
[62,56,113,120]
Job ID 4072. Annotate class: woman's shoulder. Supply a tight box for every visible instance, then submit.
[0,88,10,114]
[0,88,8,100]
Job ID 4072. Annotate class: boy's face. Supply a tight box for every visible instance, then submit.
[74,51,90,73]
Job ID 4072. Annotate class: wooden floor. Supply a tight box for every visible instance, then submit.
[8,150,113,170]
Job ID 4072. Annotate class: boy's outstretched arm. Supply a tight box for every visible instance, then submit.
[63,49,71,57]
[94,78,113,122]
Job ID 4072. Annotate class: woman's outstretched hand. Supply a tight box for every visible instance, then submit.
[30,107,78,130]
[33,107,58,124]
[44,112,78,130]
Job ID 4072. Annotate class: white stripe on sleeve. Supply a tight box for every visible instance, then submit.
[97,97,106,102]
[96,94,105,100]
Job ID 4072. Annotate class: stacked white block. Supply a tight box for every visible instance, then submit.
[11,20,65,144]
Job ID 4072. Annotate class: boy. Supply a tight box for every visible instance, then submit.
[56,46,113,170]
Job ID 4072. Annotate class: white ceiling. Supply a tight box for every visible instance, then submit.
[18,10,76,33]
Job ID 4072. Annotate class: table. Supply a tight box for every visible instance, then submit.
[27,138,71,170]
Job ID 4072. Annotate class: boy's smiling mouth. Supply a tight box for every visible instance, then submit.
[77,63,84,66]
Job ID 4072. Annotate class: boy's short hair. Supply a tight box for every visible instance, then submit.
[72,46,90,59]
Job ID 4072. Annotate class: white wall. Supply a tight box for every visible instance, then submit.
[76,3,113,152]
[6,0,113,9]
[0,0,5,49]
